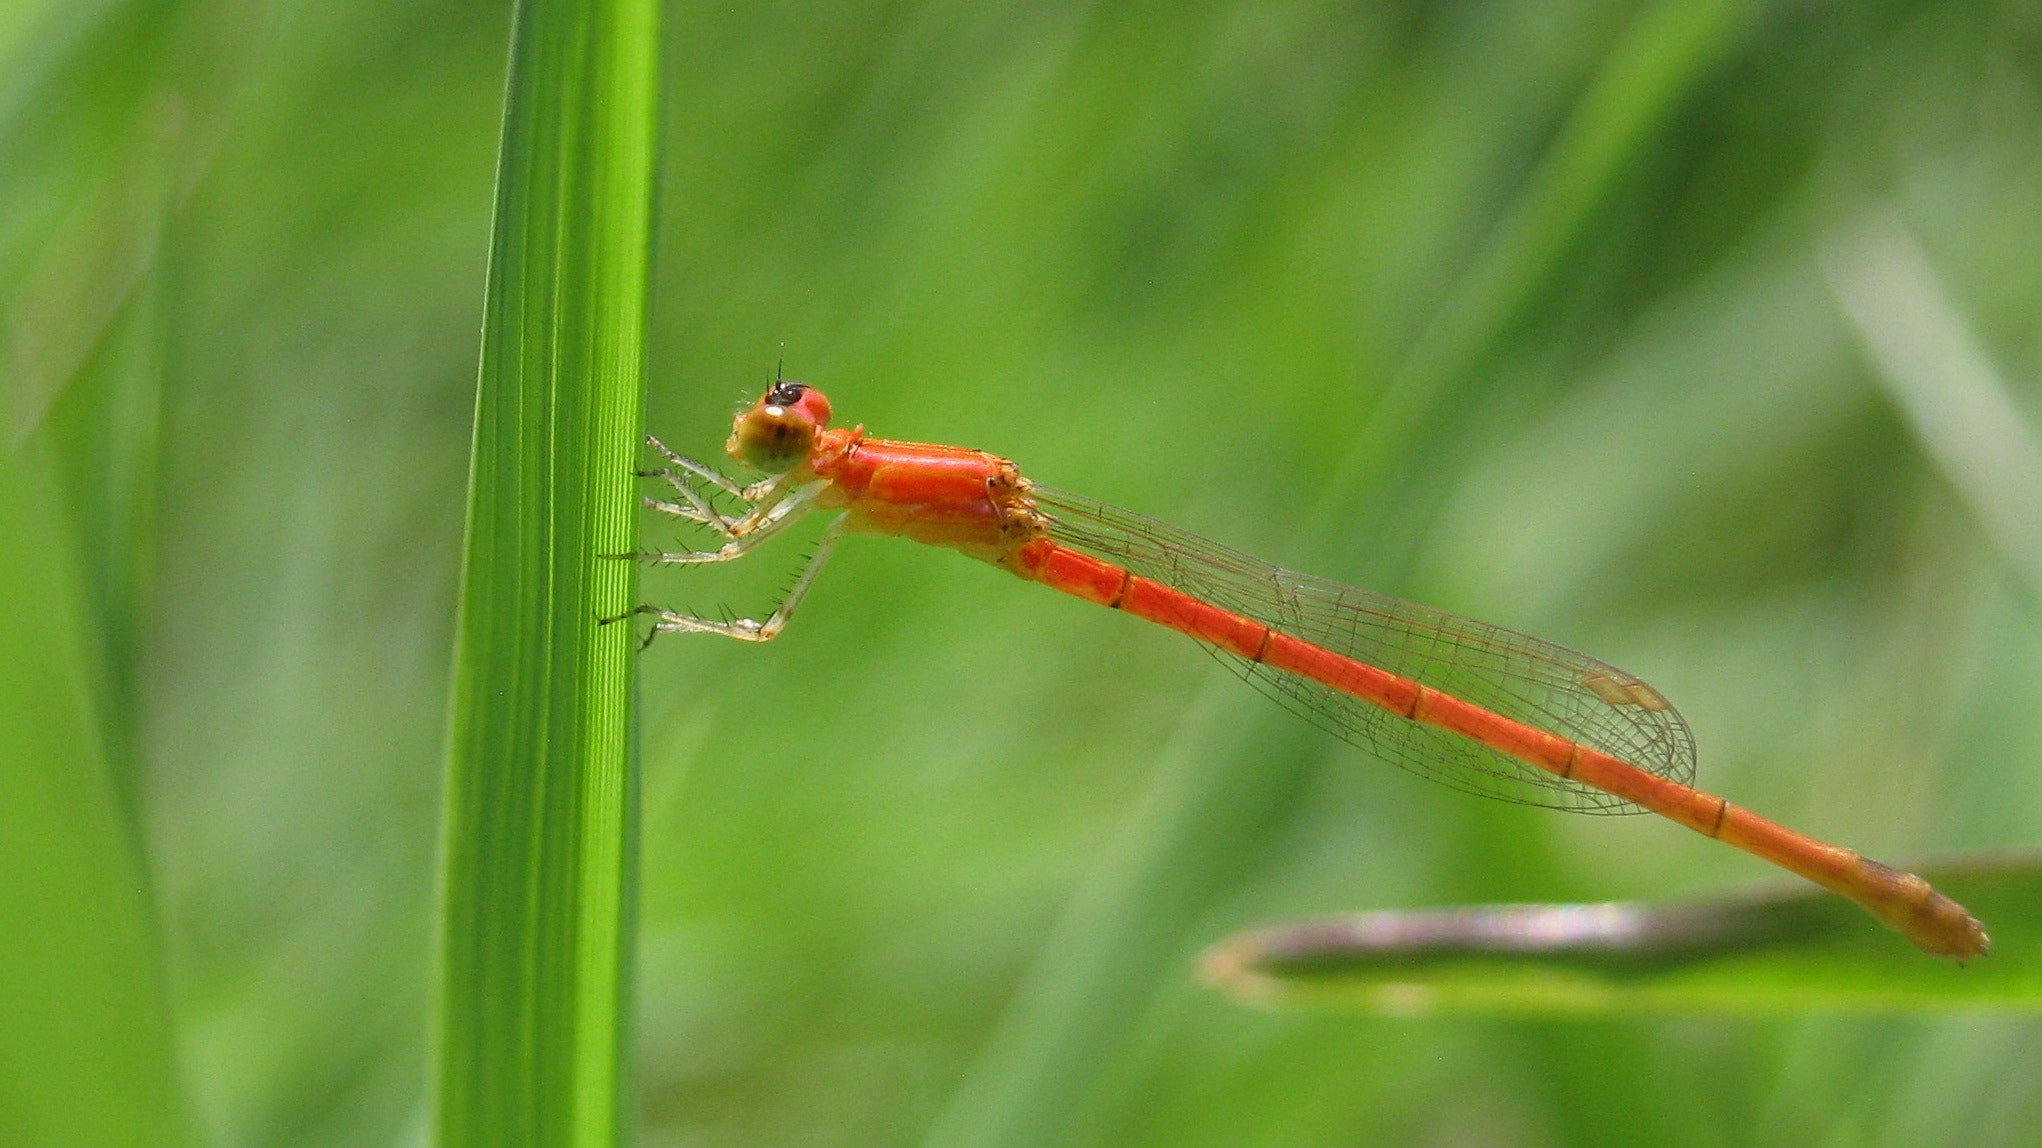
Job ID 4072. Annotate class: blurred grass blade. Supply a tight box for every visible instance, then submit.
[1201,853,2042,1015]
[1822,206,2042,599]
[1312,0,1752,555]
[920,685,1275,1148]
[435,0,657,1144]
[0,436,190,1146]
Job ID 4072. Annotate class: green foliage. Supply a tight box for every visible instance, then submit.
[4,1,2041,1146]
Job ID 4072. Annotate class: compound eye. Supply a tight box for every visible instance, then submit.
[730,402,816,473]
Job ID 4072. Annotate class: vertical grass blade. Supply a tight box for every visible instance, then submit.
[1313,0,1751,558]
[436,0,658,1144]
[0,437,190,1147]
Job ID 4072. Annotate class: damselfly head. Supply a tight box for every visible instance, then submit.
[728,381,833,473]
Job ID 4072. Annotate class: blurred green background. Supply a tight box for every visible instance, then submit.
[5,0,2042,1144]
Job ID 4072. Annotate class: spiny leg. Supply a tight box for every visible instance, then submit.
[667,448,781,504]
[628,515,847,643]
[645,434,748,497]
[638,459,811,541]
[637,481,824,565]
[640,435,783,528]
[631,479,826,568]
[640,481,729,532]
[638,450,754,534]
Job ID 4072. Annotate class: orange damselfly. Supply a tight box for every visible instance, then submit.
[617,382,1987,960]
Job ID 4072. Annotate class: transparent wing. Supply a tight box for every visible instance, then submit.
[1032,485,1696,814]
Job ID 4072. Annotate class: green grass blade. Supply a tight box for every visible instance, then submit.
[0,7,189,1143]
[1310,0,1752,567]
[1202,854,2042,1014]
[0,436,190,1146]
[435,0,658,1143]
